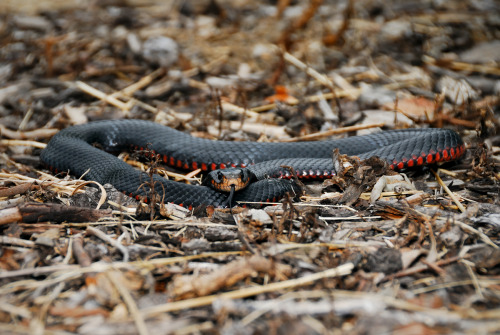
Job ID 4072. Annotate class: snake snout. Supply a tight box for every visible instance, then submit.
[207,168,252,192]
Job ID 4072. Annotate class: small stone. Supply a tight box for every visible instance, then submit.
[247,209,272,224]
[127,33,142,54]
[142,36,179,67]
[380,20,412,41]
[13,15,52,31]
[205,76,237,89]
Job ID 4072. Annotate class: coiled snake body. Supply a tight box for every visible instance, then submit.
[40,120,465,209]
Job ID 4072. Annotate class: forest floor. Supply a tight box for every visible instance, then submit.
[0,0,499,334]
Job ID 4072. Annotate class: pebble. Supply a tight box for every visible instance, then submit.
[126,33,142,54]
[142,36,179,67]
[247,209,272,224]
[205,76,237,89]
[380,20,412,41]
[13,15,52,31]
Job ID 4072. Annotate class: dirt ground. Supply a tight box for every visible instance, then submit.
[0,0,499,334]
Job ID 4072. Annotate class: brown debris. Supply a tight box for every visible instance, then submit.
[0,202,112,225]
[0,124,58,140]
[0,1,499,334]
[325,150,393,206]
[0,183,39,198]
[278,0,324,49]
[169,254,292,299]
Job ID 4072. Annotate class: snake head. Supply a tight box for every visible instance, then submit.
[206,168,253,192]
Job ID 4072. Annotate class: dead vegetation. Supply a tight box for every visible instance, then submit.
[0,0,499,334]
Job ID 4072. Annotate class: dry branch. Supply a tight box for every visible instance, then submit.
[0,125,58,140]
[0,203,112,225]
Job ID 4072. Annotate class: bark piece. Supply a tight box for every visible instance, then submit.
[0,202,112,225]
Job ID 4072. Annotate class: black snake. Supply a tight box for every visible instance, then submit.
[40,120,465,209]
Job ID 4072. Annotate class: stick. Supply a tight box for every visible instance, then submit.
[432,169,466,213]
[279,122,385,142]
[0,125,58,140]
[74,81,131,111]
[140,262,354,317]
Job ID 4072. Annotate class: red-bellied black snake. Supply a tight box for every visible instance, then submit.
[40,120,465,209]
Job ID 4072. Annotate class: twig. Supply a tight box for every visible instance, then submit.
[454,221,498,249]
[383,256,461,282]
[432,169,466,212]
[283,51,357,98]
[0,125,58,140]
[279,123,385,142]
[0,139,47,149]
[0,235,35,248]
[0,301,32,319]
[112,69,166,114]
[282,51,332,88]
[0,323,73,335]
[72,180,107,210]
[234,215,257,254]
[0,251,245,280]
[172,321,214,335]
[411,278,500,295]
[74,81,132,111]
[0,207,22,226]
[461,259,484,299]
[72,234,91,267]
[107,270,150,335]
[322,0,353,46]
[0,183,39,197]
[86,226,130,262]
[140,262,354,317]
[279,0,323,49]
[423,55,500,76]
[221,101,261,119]
[37,279,66,335]
[251,88,361,113]
[113,68,164,97]
[0,171,87,199]
[0,197,25,209]
[0,203,111,225]
[122,155,201,183]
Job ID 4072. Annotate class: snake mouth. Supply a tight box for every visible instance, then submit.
[210,176,248,192]
[207,168,253,192]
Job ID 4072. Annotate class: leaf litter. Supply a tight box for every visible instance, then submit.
[0,0,499,334]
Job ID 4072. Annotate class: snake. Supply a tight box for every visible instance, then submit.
[40,119,465,209]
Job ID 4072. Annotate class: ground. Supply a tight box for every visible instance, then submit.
[0,0,499,334]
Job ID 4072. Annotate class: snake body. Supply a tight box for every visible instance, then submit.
[40,120,465,208]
